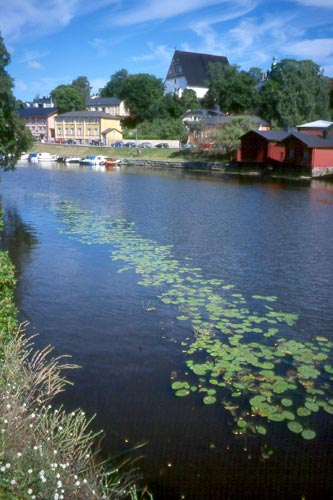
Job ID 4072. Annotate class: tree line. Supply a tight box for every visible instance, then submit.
[46,59,333,139]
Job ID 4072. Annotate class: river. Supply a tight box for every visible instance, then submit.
[1,162,333,500]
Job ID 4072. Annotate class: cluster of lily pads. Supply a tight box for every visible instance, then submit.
[52,200,333,441]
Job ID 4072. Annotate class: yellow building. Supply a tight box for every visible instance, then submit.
[55,111,123,145]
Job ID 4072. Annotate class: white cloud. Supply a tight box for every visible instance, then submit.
[112,0,250,26]
[89,38,109,56]
[0,0,117,42]
[284,38,333,74]
[28,60,43,69]
[131,43,173,64]
[293,0,333,7]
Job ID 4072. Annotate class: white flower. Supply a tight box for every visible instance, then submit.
[10,479,16,485]
[57,480,62,488]
[27,489,33,494]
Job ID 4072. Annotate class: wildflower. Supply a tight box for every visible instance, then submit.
[28,469,33,474]
[17,452,22,458]
[27,488,33,494]
[57,480,62,488]
[10,479,16,485]
[75,480,80,486]
[5,463,11,469]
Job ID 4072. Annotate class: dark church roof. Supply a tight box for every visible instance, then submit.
[166,50,229,88]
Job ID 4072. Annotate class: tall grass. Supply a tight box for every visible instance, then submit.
[0,250,152,499]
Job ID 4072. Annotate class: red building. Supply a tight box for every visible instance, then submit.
[237,130,289,163]
[282,132,333,176]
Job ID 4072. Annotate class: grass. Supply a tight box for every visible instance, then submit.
[0,247,152,499]
[30,143,228,164]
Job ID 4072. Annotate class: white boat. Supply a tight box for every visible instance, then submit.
[29,152,58,163]
[80,155,107,165]
[37,152,58,162]
[64,157,82,164]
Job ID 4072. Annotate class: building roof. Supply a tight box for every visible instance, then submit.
[86,97,122,107]
[241,130,289,141]
[17,108,58,117]
[55,111,118,119]
[297,120,333,129]
[286,132,333,148]
[166,50,229,88]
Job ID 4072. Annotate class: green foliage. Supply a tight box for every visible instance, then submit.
[259,59,331,128]
[100,69,129,98]
[137,117,187,140]
[204,63,257,113]
[212,116,257,158]
[0,33,33,167]
[51,85,85,114]
[71,76,91,106]
[0,252,17,355]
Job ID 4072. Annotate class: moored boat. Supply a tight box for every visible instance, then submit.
[80,155,106,165]
[105,157,121,169]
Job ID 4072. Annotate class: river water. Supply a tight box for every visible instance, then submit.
[1,162,333,500]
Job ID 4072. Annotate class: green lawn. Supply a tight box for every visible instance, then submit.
[31,143,227,163]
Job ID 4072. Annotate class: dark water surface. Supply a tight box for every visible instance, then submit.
[1,163,333,500]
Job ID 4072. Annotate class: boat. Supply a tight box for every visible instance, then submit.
[64,157,82,164]
[105,157,121,169]
[79,155,107,165]
[29,152,58,163]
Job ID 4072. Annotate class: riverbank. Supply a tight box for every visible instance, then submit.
[29,144,328,181]
[0,246,150,499]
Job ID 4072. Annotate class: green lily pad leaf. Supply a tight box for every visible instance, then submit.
[175,389,191,397]
[297,407,311,417]
[323,403,333,414]
[304,401,319,412]
[268,413,284,422]
[287,421,303,434]
[281,398,293,407]
[301,429,316,440]
[203,395,216,405]
[172,381,190,390]
[255,425,267,435]
[237,418,247,429]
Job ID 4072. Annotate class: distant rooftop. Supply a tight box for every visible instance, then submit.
[297,120,333,129]
[166,50,229,88]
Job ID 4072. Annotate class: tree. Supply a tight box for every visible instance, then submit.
[212,116,256,159]
[119,73,165,122]
[137,117,187,140]
[72,76,91,107]
[0,32,33,167]
[51,85,85,114]
[203,63,257,114]
[100,69,129,98]
[259,59,331,128]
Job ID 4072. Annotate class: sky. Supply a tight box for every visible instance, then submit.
[1,0,333,102]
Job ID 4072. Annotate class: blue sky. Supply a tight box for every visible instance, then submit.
[1,0,333,102]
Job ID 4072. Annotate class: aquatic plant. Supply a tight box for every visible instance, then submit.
[52,199,333,441]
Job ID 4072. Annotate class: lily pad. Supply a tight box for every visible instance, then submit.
[287,421,303,434]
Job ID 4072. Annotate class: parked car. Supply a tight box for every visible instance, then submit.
[155,143,169,148]
[55,138,65,143]
[139,142,152,148]
[67,139,76,144]
[200,142,215,149]
[91,140,104,146]
[112,141,124,147]
[124,142,136,148]
[182,143,197,149]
